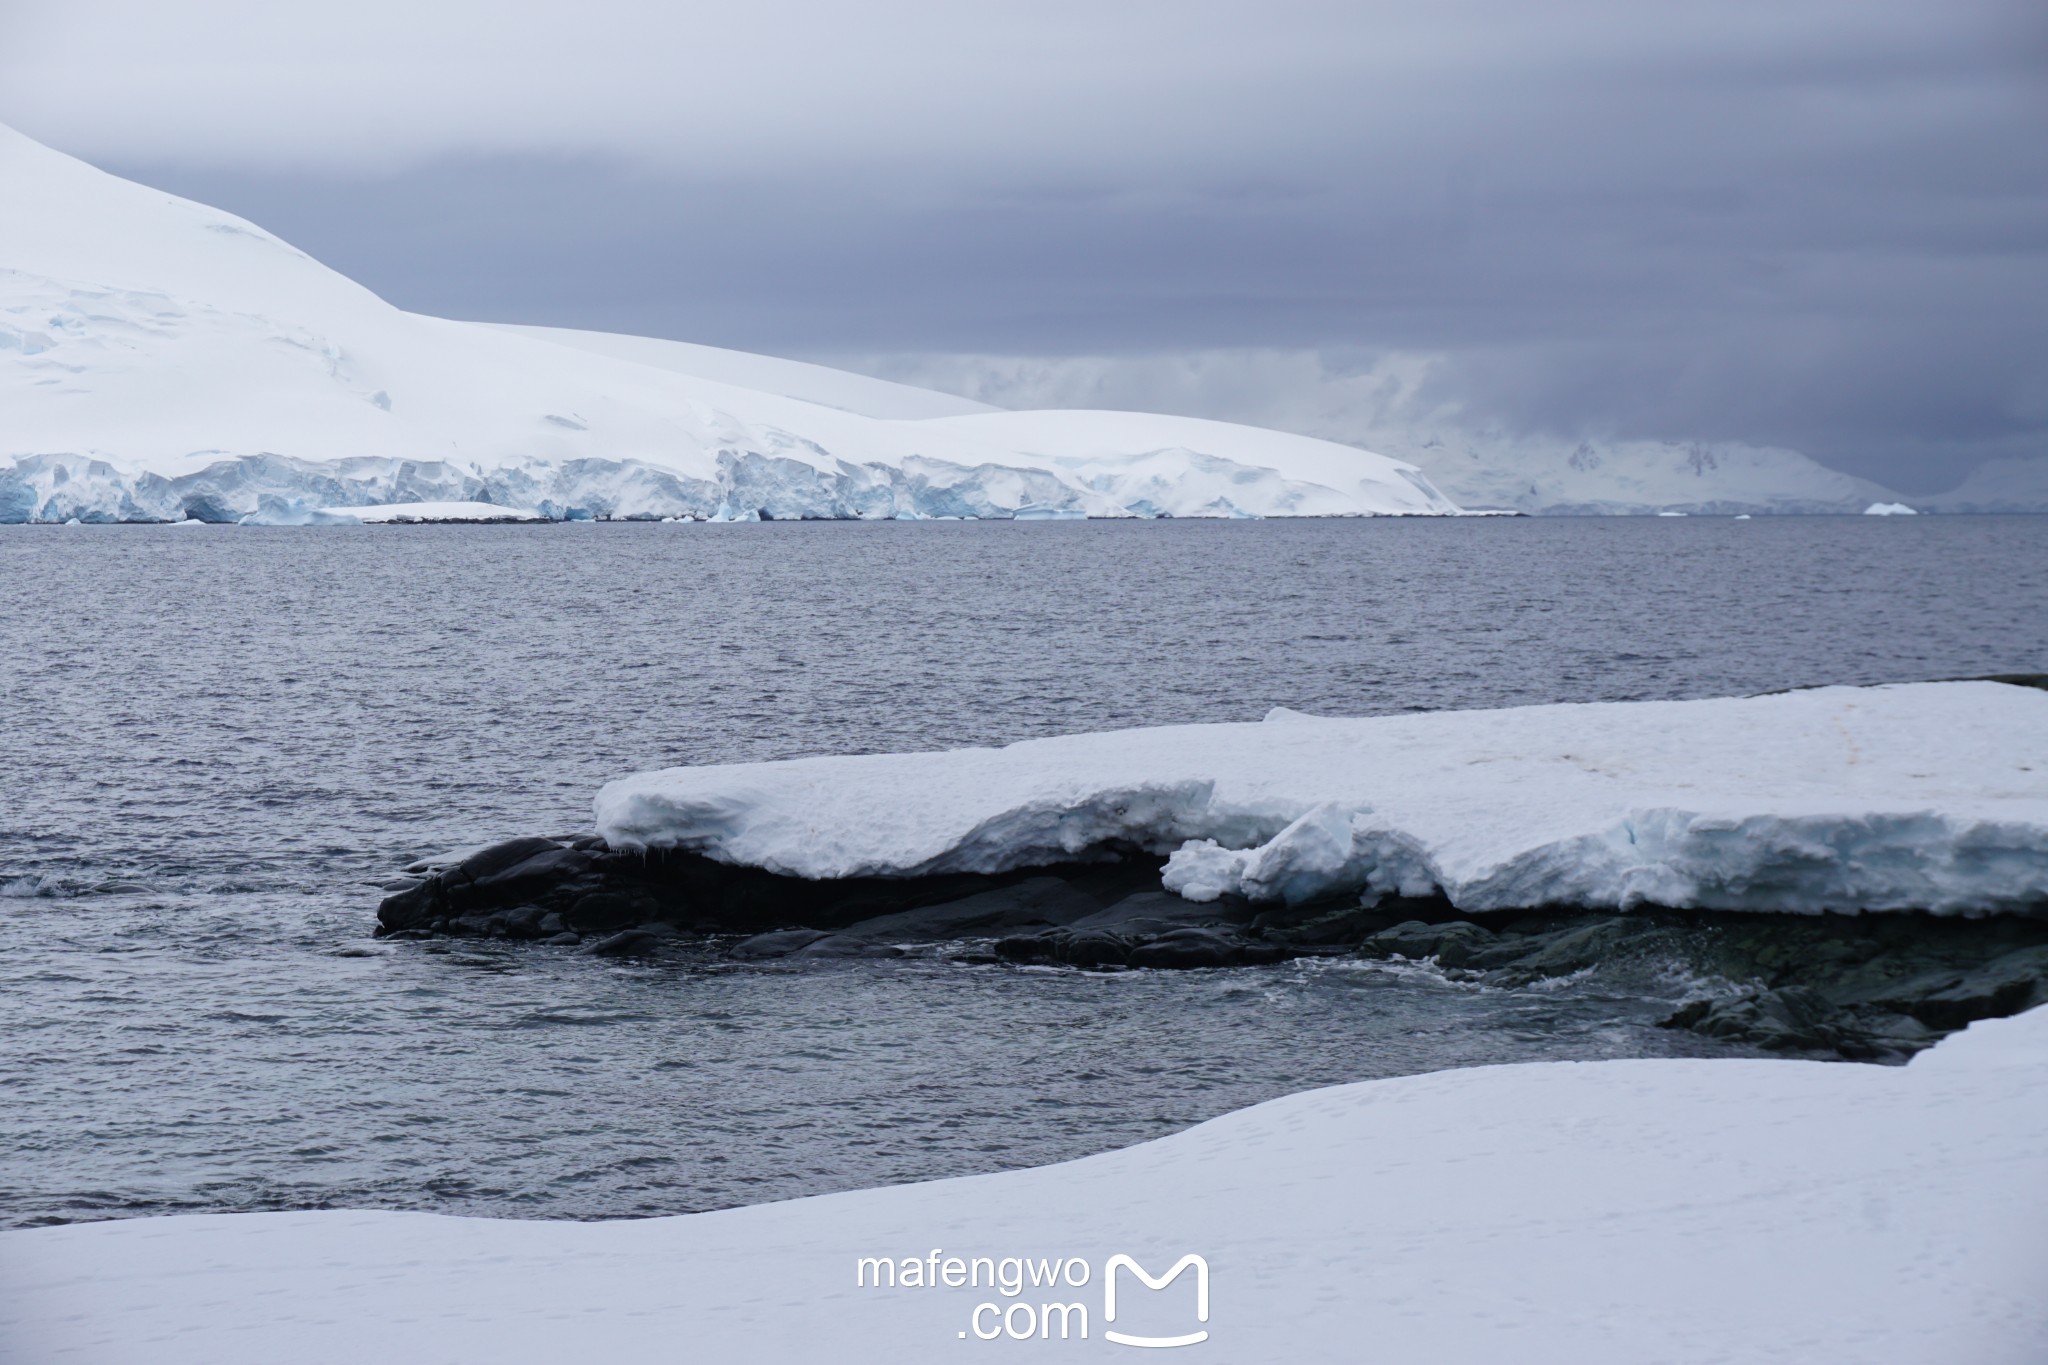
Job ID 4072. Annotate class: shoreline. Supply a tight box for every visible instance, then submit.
[7,1006,2042,1363]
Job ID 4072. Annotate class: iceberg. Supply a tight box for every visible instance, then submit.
[5,1005,2043,1363]
[0,124,1463,525]
[594,682,2048,915]
[1865,502,1919,516]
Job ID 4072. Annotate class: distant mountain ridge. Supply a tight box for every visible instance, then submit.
[0,124,1460,523]
[4,122,2032,522]
[843,351,1983,516]
[1358,428,1905,516]
[1918,457,2048,515]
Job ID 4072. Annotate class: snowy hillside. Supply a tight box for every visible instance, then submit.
[483,323,997,421]
[1362,427,1900,515]
[848,351,1923,516]
[0,124,1460,524]
[1922,456,2048,514]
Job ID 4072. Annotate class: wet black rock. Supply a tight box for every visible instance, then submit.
[1128,927,1288,969]
[578,928,669,957]
[1476,919,1647,984]
[1357,920,1497,968]
[993,894,1280,970]
[466,847,597,904]
[372,835,2048,1059]
[828,876,1118,941]
[730,928,835,960]
[790,935,905,960]
[378,838,1165,942]
[1673,987,1850,1054]
[1878,944,2048,1030]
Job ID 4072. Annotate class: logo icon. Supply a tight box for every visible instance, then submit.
[1103,1253,1209,1349]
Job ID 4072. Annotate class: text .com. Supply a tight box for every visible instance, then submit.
[855,1250,1210,1347]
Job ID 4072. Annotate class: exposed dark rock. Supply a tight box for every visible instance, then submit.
[830,875,1118,941]
[1357,920,1498,968]
[1066,891,1254,937]
[730,928,834,960]
[565,892,651,933]
[466,847,597,902]
[380,838,1169,940]
[1659,999,1714,1030]
[372,835,2048,1057]
[376,878,447,933]
[993,893,1280,970]
[453,837,564,884]
[1678,987,1850,1054]
[791,935,905,960]
[1475,919,1645,983]
[1971,673,2048,692]
[1252,900,1406,947]
[1128,927,1287,969]
[445,905,546,939]
[1050,928,1137,968]
[578,928,668,957]
[1886,945,2048,1030]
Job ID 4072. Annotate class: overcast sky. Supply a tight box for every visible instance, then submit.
[3,0,2043,490]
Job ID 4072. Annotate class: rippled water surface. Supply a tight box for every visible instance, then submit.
[3,516,2045,1227]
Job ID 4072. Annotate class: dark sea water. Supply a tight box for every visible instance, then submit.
[2,515,2044,1228]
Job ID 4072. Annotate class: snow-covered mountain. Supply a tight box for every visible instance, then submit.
[1921,456,2048,514]
[0,124,1460,524]
[1366,428,1902,516]
[841,350,1927,516]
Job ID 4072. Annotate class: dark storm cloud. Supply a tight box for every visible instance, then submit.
[5,0,2045,489]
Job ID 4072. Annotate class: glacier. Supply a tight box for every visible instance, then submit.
[0,124,1462,525]
[593,682,2048,916]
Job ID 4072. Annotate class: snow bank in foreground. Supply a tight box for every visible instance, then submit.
[6,1007,2043,1364]
[596,682,2048,915]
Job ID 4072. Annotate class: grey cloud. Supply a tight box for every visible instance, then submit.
[8,0,2045,490]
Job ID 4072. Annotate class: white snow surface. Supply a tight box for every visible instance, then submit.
[6,1005,2044,1364]
[0,124,1459,524]
[1865,501,1919,516]
[860,352,1921,516]
[1923,455,2048,514]
[595,682,2048,915]
[1345,427,1903,516]
[485,323,997,421]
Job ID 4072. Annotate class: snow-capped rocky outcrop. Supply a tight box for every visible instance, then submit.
[593,682,2048,916]
[0,124,1461,523]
